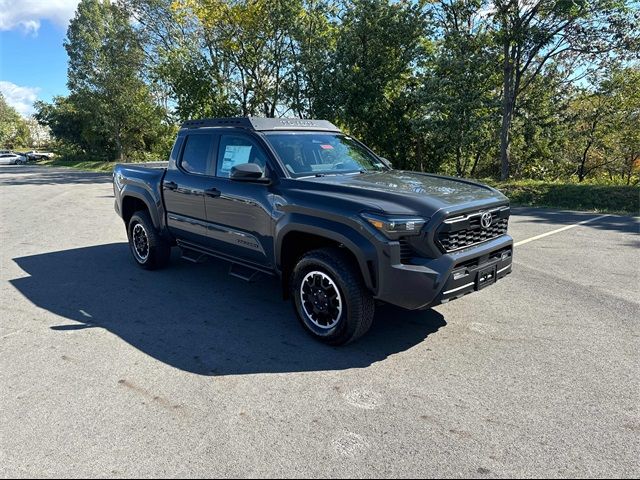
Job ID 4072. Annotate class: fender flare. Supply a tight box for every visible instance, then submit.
[275,213,379,291]
[119,185,163,230]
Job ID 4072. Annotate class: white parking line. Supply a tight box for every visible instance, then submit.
[514,214,610,247]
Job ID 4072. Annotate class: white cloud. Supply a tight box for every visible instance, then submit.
[0,81,40,116]
[0,0,79,34]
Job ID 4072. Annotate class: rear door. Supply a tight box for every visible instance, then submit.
[163,132,218,246]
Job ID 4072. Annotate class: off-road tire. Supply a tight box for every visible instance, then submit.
[291,247,375,345]
[127,210,171,270]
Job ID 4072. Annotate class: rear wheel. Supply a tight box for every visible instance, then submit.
[127,210,171,270]
[291,248,375,345]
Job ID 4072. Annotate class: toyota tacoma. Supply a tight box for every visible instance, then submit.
[113,117,513,345]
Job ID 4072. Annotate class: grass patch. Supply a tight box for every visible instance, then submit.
[38,157,118,173]
[488,180,639,216]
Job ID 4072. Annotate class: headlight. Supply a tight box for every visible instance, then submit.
[360,212,427,239]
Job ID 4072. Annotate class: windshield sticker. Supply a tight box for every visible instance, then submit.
[320,144,334,150]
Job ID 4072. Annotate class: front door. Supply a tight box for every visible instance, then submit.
[202,133,274,267]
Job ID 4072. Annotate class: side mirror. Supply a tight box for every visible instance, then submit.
[230,163,268,182]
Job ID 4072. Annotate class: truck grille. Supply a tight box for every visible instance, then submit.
[436,208,509,253]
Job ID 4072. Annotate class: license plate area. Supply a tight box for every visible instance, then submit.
[476,265,497,290]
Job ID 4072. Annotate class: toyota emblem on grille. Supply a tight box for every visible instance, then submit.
[480,212,493,229]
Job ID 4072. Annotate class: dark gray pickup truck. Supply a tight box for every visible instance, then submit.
[113,117,513,344]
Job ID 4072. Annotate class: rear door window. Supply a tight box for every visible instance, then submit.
[181,134,216,175]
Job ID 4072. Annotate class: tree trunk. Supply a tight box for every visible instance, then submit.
[625,153,636,185]
[500,104,512,180]
[578,140,592,182]
[500,42,514,181]
[470,148,482,177]
[115,126,124,162]
[578,117,598,182]
[416,136,423,172]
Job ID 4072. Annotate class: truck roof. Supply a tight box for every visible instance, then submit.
[180,117,340,133]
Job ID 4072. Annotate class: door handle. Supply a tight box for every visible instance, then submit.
[205,187,221,198]
[164,181,178,190]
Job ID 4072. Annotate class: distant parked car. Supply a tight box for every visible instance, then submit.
[25,150,54,161]
[0,153,27,165]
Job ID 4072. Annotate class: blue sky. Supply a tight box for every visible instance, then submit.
[0,0,78,116]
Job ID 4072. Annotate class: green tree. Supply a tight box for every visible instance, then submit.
[565,90,609,182]
[34,95,94,153]
[605,68,640,185]
[0,94,30,148]
[62,0,168,160]
[419,0,499,177]
[133,0,339,120]
[492,0,640,179]
[507,67,571,180]
[138,0,240,120]
[286,0,338,118]
[328,0,429,165]
[165,0,306,117]
[565,66,640,184]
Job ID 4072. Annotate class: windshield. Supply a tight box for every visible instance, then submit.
[263,132,387,176]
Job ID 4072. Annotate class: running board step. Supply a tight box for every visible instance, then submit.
[180,248,208,264]
[229,263,262,282]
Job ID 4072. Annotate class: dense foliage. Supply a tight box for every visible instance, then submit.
[35,0,173,161]
[0,94,30,148]
[34,0,639,185]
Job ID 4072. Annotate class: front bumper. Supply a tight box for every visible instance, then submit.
[374,234,513,310]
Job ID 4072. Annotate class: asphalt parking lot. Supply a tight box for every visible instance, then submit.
[1,165,638,478]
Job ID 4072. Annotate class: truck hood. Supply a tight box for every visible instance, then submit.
[296,170,506,214]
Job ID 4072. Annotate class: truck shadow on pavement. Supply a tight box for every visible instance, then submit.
[11,243,446,376]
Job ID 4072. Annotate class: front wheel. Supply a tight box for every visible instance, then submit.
[291,248,375,345]
[127,210,171,270]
